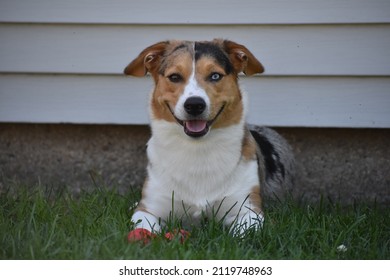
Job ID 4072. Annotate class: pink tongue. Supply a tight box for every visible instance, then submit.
[185,120,207,133]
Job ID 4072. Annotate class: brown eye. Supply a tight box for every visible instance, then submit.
[167,73,184,83]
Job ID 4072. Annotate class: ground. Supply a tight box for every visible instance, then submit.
[1,184,389,260]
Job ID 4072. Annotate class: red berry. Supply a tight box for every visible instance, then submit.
[164,229,190,244]
[127,228,156,244]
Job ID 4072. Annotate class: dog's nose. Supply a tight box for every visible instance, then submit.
[184,97,206,116]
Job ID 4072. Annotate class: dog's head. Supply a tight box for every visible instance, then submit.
[124,39,264,138]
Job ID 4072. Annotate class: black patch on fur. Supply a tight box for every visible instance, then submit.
[194,42,233,74]
[250,130,285,181]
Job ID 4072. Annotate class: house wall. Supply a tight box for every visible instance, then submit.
[0,0,389,203]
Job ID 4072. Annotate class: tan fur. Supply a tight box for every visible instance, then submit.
[241,129,258,161]
[249,186,263,213]
[150,51,193,121]
[124,41,168,79]
[193,57,243,129]
[214,39,264,75]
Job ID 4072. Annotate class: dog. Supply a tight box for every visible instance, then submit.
[124,39,294,240]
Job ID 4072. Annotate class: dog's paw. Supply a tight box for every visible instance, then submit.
[164,229,190,244]
[128,228,157,244]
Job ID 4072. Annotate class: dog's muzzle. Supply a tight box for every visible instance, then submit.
[166,97,225,138]
[182,97,208,137]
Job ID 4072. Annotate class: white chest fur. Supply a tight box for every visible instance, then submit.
[142,119,259,224]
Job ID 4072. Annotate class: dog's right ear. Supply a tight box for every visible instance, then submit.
[124,41,168,77]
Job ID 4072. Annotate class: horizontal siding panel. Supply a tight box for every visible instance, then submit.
[0,75,152,125]
[1,24,390,76]
[1,75,389,128]
[244,77,390,128]
[1,0,390,24]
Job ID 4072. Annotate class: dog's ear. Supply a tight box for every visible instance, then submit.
[223,40,264,75]
[124,41,168,77]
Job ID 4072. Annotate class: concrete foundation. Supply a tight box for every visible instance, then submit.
[0,123,389,205]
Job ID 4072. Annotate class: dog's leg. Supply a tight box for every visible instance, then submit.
[218,190,264,236]
[222,202,264,236]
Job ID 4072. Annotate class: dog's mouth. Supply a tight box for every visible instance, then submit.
[166,103,225,138]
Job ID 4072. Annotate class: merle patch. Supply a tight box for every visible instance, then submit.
[250,130,286,181]
[194,42,233,74]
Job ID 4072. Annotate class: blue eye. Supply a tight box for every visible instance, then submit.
[209,73,223,82]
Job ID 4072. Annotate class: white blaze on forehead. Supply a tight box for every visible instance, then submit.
[174,42,210,120]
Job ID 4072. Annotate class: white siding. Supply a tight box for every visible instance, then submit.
[0,75,389,127]
[0,0,389,128]
[1,0,390,24]
[1,24,390,76]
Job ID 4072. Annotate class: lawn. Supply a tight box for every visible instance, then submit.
[0,184,389,260]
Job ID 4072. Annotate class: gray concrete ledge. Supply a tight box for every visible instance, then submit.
[0,124,389,205]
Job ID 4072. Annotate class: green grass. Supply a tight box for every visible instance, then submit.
[0,185,389,260]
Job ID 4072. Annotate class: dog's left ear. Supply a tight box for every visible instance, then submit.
[223,40,264,75]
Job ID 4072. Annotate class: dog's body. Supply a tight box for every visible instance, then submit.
[124,39,294,235]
